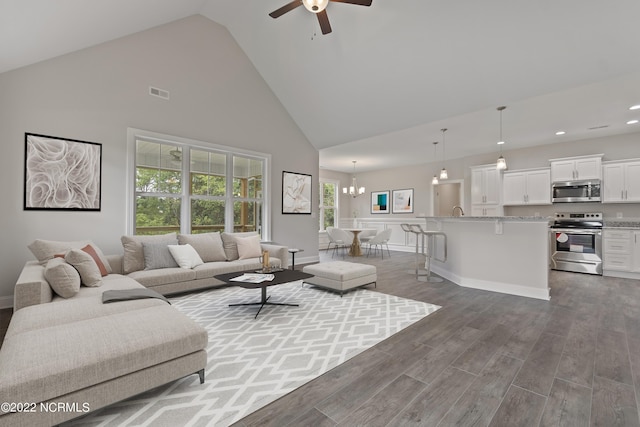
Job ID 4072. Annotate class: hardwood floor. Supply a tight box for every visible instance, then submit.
[233,250,640,427]
[2,250,639,426]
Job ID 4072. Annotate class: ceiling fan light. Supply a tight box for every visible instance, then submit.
[302,0,329,13]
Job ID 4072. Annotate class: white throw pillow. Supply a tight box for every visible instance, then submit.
[44,258,81,298]
[236,234,263,260]
[168,244,204,269]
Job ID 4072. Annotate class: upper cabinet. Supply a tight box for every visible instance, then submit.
[503,168,551,206]
[471,165,503,216]
[603,159,640,203]
[550,154,603,182]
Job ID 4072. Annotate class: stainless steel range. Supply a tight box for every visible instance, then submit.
[550,212,603,275]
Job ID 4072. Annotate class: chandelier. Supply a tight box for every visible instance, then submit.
[343,160,365,198]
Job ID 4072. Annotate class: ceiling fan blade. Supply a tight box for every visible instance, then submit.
[317,10,332,34]
[330,0,372,6]
[269,0,303,18]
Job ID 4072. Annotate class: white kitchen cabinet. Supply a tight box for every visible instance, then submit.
[602,159,640,203]
[471,165,503,216]
[550,155,602,182]
[603,229,640,276]
[502,168,551,205]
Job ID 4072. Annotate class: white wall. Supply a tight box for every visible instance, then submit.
[320,132,640,221]
[0,15,319,303]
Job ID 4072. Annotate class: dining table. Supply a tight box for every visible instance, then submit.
[342,228,376,257]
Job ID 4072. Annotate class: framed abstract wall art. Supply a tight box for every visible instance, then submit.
[392,188,414,214]
[371,190,390,214]
[24,133,102,211]
[282,171,312,214]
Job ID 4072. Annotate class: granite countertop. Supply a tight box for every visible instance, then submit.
[604,219,640,228]
[417,216,552,222]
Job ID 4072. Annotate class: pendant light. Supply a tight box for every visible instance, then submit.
[439,128,448,180]
[342,160,365,197]
[496,106,508,170]
[431,141,439,185]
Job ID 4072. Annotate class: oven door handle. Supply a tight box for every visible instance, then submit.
[551,228,601,235]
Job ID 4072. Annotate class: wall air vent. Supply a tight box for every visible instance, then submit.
[587,124,609,130]
[149,86,170,100]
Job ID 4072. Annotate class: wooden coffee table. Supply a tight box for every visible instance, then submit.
[215,269,314,318]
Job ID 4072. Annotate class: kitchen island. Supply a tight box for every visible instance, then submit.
[417,216,551,300]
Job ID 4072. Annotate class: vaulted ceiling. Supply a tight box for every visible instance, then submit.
[2,0,640,172]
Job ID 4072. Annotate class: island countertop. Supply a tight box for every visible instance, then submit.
[415,215,550,300]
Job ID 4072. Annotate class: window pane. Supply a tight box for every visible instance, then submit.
[324,208,336,230]
[234,200,261,233]
[135,196,180,235]
[191,199,225,234]
[233,156,263,199]
[191,150,226,196]
[323,183,336,207]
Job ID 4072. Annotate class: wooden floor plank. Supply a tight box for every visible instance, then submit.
[595,329,634,386]
[539,378,591,427]
[488,385,547,427]
[512,332,566,396]
[591,375,640,427]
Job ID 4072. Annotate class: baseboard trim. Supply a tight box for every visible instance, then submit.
[0,295,13,310]
[603,269,640,280]
[431,266,550,301]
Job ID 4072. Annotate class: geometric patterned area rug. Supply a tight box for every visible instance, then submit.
[65,281,440,426]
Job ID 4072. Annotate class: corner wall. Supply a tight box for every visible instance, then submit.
[0,15,319,303]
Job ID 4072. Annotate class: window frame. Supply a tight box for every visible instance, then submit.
[318,178,339,231]
[127,128,271,239]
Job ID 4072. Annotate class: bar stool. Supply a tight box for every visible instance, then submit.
[401,223,428,276]
[409,224,446,283]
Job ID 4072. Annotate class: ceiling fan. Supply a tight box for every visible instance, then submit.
[269,0,372,35]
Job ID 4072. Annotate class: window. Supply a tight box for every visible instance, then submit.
[319,179,338,231]
[129,129,270,238]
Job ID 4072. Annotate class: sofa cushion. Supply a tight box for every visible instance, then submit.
[81,244,110,276]
[142,242,179,270]
[43,258,80,298]
[221,232,259,261]
[237,234,263,260]
[178,232,227,262]
[121,233,178,274]
[28,239,112,274]
[0,305,208,406]
[127,268,197,288]
[65,249,103,287]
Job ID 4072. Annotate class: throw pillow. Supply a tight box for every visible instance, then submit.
[121,233,178,274]
[44,258,81,298]
[220,231,260,261]
[28,239,91,265]
[142,242,179,270]
[81,244,110,276]
[178,232,227,262]
[236,234,263,260]
[65,249,103,287]
[168,244,204,269]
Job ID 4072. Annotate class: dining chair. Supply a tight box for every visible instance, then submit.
[366,229,392,259]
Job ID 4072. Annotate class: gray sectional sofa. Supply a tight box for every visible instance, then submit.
[0,231,288,426]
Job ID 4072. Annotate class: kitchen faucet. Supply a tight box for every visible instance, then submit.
[452,206,464,216]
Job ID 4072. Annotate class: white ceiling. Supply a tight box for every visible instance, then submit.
[2,0,640,173]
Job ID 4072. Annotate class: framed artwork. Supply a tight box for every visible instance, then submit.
[282,171,312,214]
[24,133,102,211]
[371,190,390,214]
[392,188,414,214]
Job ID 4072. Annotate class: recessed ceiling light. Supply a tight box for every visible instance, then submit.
[555,131,566,136]
[627,119,639,125]
[630,104,640,111]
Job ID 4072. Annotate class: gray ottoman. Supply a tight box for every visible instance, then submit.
[302,261,377,296]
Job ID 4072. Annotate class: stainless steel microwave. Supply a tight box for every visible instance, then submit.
[552,180,601,203]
